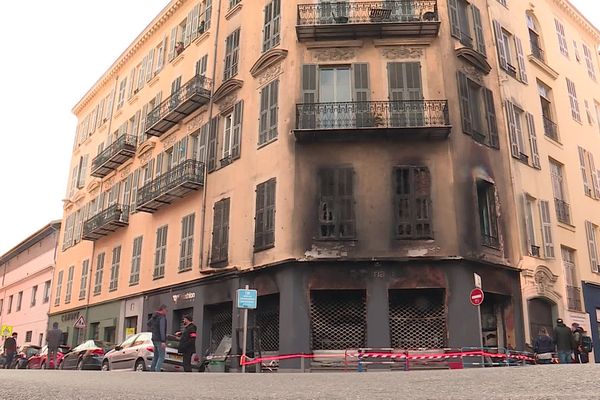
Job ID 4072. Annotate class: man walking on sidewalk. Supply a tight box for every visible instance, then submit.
[553,318,574,364]
[46,322,63,369]
[177,314,197,372]
[3,332,18,369]
[148,304,167,372]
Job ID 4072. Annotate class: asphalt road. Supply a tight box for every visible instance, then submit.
[0,364,592,399]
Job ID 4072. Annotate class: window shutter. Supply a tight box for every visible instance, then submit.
[448,0,461,39]
[586,221,599,273]
[190,3,201,41]
[472,6,486,56]
[259,85,269,144]
[231,100,243,159]
[522,194,532,253]
[205,0,212,30]
[139,104,148,144]
[211,201,223,262]
[184,11,192,46]
[268,79,279,141]
[254,183,266,249]
[339,168,355,238]
[168,26,178,61]
[505,101,520,157]
[122,175,131,207]
[221,199,230,261]
[483,88,499,149]
[578,146,591,196]
[131,169,139,211]
[155,152,164,178]
[589,152,600,198]
[272,0,281,48]
[199,122,209,164]
[157,34,167,72]
[526,113,540,168]
[555,19,569,57]
[301,64,317,129]
[263,1,273,53]
[353,63,370,128]
[127,68,135,99]
[514,36,528,83]
[457,72,472,134]
[493,20,508,70]
[207,116,218,172]
[146,48,155,82]
[539,200,554,258]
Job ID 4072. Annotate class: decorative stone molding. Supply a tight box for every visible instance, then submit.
[250,48,288,78]
[137,140,156,158]
[105,176,115,188]
[89,186,100,197]
[193,31,210,47]
[225,2,243,19]
[213,79,243,103]
[305,40,362,49]
[119,164,132,178]
[140,150,154,164]
[455,47,492,75]
[218,94,237,114]
[460,64,485,85]
[187,112,206,133]
[86,179,101,193]
[522,265,561,299]
[162,133,178,147]
[312,48,356,62]
[380,47,424,60]
[258,64,283,86]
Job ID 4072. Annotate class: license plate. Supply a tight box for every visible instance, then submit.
[170,354,182,361]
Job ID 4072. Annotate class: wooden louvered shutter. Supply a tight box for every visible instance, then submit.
[483,88,499,149]
[586,221,599,273]
[472,6,486,56]
[493,20,508,70]
[526,113,540,168]
[353,63,370,128]
[301,64,317,129]
[456,71,472,134]
[505,101,520,157]
[539,200,554,258]
[231,100,243,159]
[448,0,461,39]
[515,36,528,83]
[207,116,218,172]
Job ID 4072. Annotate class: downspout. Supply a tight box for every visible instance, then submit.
[198,0,224,270]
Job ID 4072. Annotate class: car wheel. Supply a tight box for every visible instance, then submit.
[135,359,145,372]
[77,359,84,370]
[101,360,110,371]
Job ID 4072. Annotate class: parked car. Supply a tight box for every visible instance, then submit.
[101,332,200,372]
[60,340,111,370]
[27,345,71,369]
[11,345,42,369]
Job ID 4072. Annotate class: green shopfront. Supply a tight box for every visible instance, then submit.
[48,300,123,348]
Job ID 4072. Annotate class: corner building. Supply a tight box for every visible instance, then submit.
[52,0,526,370]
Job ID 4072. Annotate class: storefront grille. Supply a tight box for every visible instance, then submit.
[389,289,446,349]
[207,302,232,353]
[310,290,366,350]
[255,294,280,352]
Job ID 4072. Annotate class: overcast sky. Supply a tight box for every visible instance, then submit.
[0,0,598,256]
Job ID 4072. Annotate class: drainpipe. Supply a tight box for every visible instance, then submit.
[197,0,224,270]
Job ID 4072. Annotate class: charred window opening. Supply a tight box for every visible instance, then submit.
[389,289,446,349]
[310,290,366,350]
[255,294,280,352]
[318,167,355,240]
[395,166,433,239]
[205,302,232,353]
[477,180,500,248]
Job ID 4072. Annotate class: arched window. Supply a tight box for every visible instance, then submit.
[527,12,545,62]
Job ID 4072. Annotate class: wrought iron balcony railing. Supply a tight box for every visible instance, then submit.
[295,100,449,130]
[91,135,137,177]
[137,160,205,212]
[482,234,500,249]
[297,0,439,25]
[566,285,582,311]
[530,43,545,62]
[543,116,559,141]
[554,198,571,225]
[82,204,129,240]
[145,75,212,136]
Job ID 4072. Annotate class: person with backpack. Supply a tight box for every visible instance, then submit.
[572,324,583,363]
[148,304,167,372]
[176,314,197,372]
[579,329,593,364]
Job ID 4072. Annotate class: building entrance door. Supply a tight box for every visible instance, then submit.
[528,297,554,343]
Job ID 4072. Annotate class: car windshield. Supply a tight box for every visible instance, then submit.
[25,347,40,357]
[72,340,105,352]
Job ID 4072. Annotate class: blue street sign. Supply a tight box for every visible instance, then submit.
[237,289,258,309]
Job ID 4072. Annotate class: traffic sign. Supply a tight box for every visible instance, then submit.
[237,288,257,309]
[73,315,86,329]
[1,325,13,336]
[470,288,484,306]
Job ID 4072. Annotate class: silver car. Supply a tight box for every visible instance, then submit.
[101,332,200,372]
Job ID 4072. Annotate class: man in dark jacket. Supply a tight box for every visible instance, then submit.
[3,332,18,369]
[148,304,167,372]
[177,314,197,372]
[533,327,554,364]
[46,322,63,369]
[553,318,574,364]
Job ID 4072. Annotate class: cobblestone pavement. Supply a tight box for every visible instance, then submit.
[0,364,591,399]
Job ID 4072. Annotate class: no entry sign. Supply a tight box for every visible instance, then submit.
[469,288,484,306]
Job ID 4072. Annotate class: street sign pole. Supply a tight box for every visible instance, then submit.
[241,284,249,374]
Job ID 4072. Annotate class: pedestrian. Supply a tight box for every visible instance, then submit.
[572,325,583,363]
[3,332,18,369]
[580,330,593,364]
[533,327,554,364]
[553,318,574,364]
[46,322,63,369]
[148,304,167,372]
[177,314,197,372]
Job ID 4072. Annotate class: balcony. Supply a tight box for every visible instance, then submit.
[90,135,137,178]
[566,285,582,311]
[530,43,545,63]
[296,0,440,42]
[136,159,205,213]
[82,204,130,241]
[554,198,571,225]
[294,100,450,142]
[543,116,559,142]
[145,75,212,137]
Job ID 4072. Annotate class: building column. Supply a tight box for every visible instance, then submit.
[446,265,481,349]
[366,274,390,348]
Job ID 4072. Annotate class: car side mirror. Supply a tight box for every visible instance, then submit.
[115,346,122,351]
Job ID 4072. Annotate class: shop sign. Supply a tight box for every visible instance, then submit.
[172,292,196,304]
[61,311,81,322]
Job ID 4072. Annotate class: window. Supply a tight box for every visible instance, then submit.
[527,13,544,61]
[154,225,168,279]
[319,168,355,240]
[116,78,127,109]
[262,0,281,52]
[583,43,597,80]
[493,22,527,83]
[254,178,276,250]
[523,196,539,257]
[577,147,600,199]
[573,40,581,62]
[538,81,558,141]
[79,259,89,300]
[229,0,241,8]
[220,100,243,163]
[90,323,100,341]
[539,200,555,258]
[30,285,37,307]
[94,252,105,295]
[496,0,507,5]
[259,79,279,145]
[554,19,568,57]
[562,247,582,311]
[54,271,63,306]
[7,295,13,314]
[457,72,499,148]
[394,167,433,239]
[43,280,51,303]
[109,246,121,292]
[195,54,208,77]
[224,29,241,80]
[64,266,74,304]
[0,299,3,316]
[62,214,75,251]
[585,221,600,273]
[16,291,22,312]
[476,180,499,248]
[130,236,143,286]
[549,159,570,225]
[211,198,230,264]
[25,331,32,343]
[596,102,600,135]
[566,78,581,122]
[448,0,486,56]
[585,100,594,125]
[179,214,195,272]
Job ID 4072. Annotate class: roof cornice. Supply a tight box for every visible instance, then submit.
[72,0,187,115]
[0,221,61,265]
[553,0,600,43]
